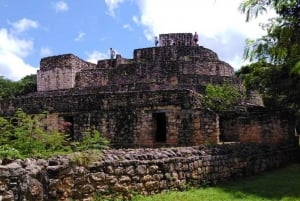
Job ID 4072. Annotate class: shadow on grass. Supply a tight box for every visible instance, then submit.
[218,163,300,200]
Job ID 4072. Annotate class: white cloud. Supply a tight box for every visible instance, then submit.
[136,0,268,38]
[0,24,37,81]
[227,55,249,70]
[86,51,109,64]
[132,15,139,24]
[134,0,275,69]
[123,24,133,31]
[105,0,125,17]
[0,29,33,58]
[40,47,53,57]
[54,1,69,12]
[74,32,86,41]
[10,18,38,33]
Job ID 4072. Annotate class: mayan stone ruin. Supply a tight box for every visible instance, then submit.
[0,33,296,148]
[0,32,299,201]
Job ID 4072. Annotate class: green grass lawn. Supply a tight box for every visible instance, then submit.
[132,163,300,201]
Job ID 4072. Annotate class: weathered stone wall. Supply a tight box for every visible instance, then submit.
[0,89,201,115]
[159,33,193,46]
[244,91,264,106]
[75,69,109,88]
[36,36,235,94]
[37,54,96,91]
[133,46,233,76]
[0,89,221,148]
[134,46,217,62]
[37,67,76,91]
[95,55,131,69]
[37,46,235,92]
[75,46,237,92]
[39,54,95,71]
[75,68,240,93]
[0,87,294,147]
[220,110,297,145]
[0,144,298,201]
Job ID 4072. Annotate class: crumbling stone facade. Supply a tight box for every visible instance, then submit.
[0,33,296,147]
[37,54,96,91]
[219,110,296,145]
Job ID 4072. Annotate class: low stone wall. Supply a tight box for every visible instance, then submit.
[0,144,298,200]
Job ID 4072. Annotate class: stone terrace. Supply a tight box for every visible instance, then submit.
[0,32,296,148]
[37,34,237,93]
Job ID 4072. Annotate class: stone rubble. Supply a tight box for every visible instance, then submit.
[0,144,298,200]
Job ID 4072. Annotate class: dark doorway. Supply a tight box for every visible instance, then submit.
[153,113,167,142]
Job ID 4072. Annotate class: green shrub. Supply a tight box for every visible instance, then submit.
[70,129,110,166]
[0,109,109,160]
[0,145,22,160]
[202,83,244,113]
[72,129,110,152]
[0,109,71,159]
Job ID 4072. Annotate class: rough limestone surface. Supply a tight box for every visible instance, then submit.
[0,144,298,201]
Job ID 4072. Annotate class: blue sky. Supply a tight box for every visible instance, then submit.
[0,0,272,81]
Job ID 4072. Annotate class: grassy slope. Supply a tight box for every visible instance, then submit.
[133,163,300,201]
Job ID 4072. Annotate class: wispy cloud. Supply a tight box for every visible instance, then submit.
[10,18,38,33]
[132,15,140,25]
[123,24,133,31]
[74,31,86,41]
[40,47,53,57]
[105,0,125,17]
[86,50,109,64]
[54,1,69,12]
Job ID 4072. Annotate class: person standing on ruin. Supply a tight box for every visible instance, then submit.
[193,32,199,46]
[155,36,159,47]
[170,38,174,46]
[110,48,115,59]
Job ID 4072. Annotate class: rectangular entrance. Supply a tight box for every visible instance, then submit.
[153,113,167,143]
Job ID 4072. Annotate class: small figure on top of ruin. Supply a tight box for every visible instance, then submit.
[172,38,177,46]
[155,36,159,47]
[170,38,175,46]
[193,32,199,46]
[110,48,115,59]
[175,38,180,46]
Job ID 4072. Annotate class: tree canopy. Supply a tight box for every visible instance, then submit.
[202,83,244,113]
[237,0,300,117]
[0,74,37,99]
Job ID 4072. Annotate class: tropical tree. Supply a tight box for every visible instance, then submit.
[237,0,300,115]
[0,74,37,98]
[18,74,37,95]
[202,83,244,113]
[0,76,20,98]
